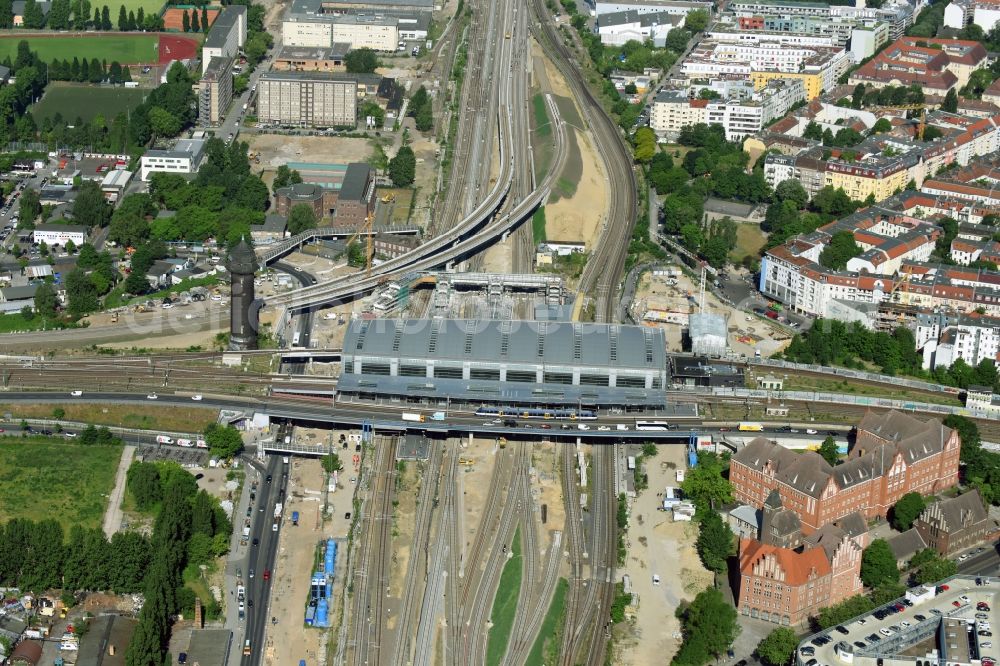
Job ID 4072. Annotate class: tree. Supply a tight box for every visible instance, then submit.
[117,3,125,30]
[200,6,208,32]
[632,126,657,163]
[757,627,799,666]
[287,203,317,235]
[136,6,143,29]
[680,452,733,512]
[126,461,162,511]
[321,453,343,474]
[819,230,862,270]
[48,0,70,29]
[344,48,379,73]
[18,188,40,225]
[33,282,57,318]
[244,31,271,65]
[181,8,189,32]
[915,554,957,584]
[944,414,980,461]
[65,268,99,316]
[388,146,416,187]
[872,118,892,134]
[943,88,959,113]
[414,102,433,132]
[72,181,111,228]
[695,510,734,573]
[100,4,110,30]
[203,423,243,458]
[684,8,709,32]
[672,587,740,665]
[818,436,839,466]
[190,7,199,31]
[122,271,149,296]
[147,105,181,138]
[665,28,690,53]
[891,492,926,531]
[0,0,12,27]
[861,539,900,589]
[773,179,808,209]
[272,165,302,192]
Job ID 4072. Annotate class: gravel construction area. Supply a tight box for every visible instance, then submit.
[616,444,713,666]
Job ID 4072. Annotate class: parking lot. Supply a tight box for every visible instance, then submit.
[799,576,1000,666]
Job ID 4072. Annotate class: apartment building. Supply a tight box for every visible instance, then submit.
[730,0,918,37]
[201,5,247,75]
[945,0,1000,33]
[595,0,712,16]
[737,502,867,626]
[199,56,234,125]
[680,40,849,99]
[915,310,1000,371]
[650,78,806,140]
[731,410,961,534]
[257,71,357,128]
[848,37,988,92]
[597,9,683,47]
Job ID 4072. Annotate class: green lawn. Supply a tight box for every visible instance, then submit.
[0,34,159,64]
[532,206,547,245]
[114,0,168,14]
[0,310,82,334]
[526,578,568,666]
[32,82,151,123]
[0,436,122,531]
[531,93,551,138]
[730,223,767,264]
[486,528,523,666]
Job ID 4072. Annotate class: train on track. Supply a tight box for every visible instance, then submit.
[474,406,598,420]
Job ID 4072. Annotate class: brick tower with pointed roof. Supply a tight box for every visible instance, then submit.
[227,238,258,350]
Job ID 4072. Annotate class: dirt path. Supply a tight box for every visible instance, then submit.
[102,445,135,538]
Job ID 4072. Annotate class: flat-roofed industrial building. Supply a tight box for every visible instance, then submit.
[339,318,671,409]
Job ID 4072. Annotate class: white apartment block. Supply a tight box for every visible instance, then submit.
[597,9,683,47]
[945,0,1000,32]
[595,0,712,16]
[650,78,805,140]
[916,311,1000,371]
[140,139,207,181]
[257,72,358,127]
[201,5,246,75]
[703,27,839,48]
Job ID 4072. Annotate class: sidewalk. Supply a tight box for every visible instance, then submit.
[102,445,135,538]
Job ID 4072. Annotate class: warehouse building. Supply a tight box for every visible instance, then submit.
[257,71,357,127]
[339,318,671,409]
[282,0,430,51]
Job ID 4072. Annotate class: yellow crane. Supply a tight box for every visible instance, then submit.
[343,212,376,278]
[870,104,927,141]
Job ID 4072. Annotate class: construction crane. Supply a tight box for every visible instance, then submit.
[870,104,927,141]
[343,212,376,278]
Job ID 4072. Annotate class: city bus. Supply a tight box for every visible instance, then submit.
[634,420,678,431]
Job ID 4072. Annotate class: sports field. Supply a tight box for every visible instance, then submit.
[116,0,168,13]
[0,33,159,64]
[32,82,150,123]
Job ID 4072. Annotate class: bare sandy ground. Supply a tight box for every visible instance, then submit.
[617,446,713,666]
[534,44,608,248]
[247,135,374,169]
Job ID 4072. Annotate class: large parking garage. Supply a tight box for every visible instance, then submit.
[799,576,1000,666]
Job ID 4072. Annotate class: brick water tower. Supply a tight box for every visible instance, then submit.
[227,239,259,351]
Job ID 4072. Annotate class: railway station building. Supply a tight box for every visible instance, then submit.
[338,318,673,411]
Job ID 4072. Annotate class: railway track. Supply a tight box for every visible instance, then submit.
[349,433,397,666]
[461,441,531,664]
[526,0,637,325]
[390,442,443,666]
